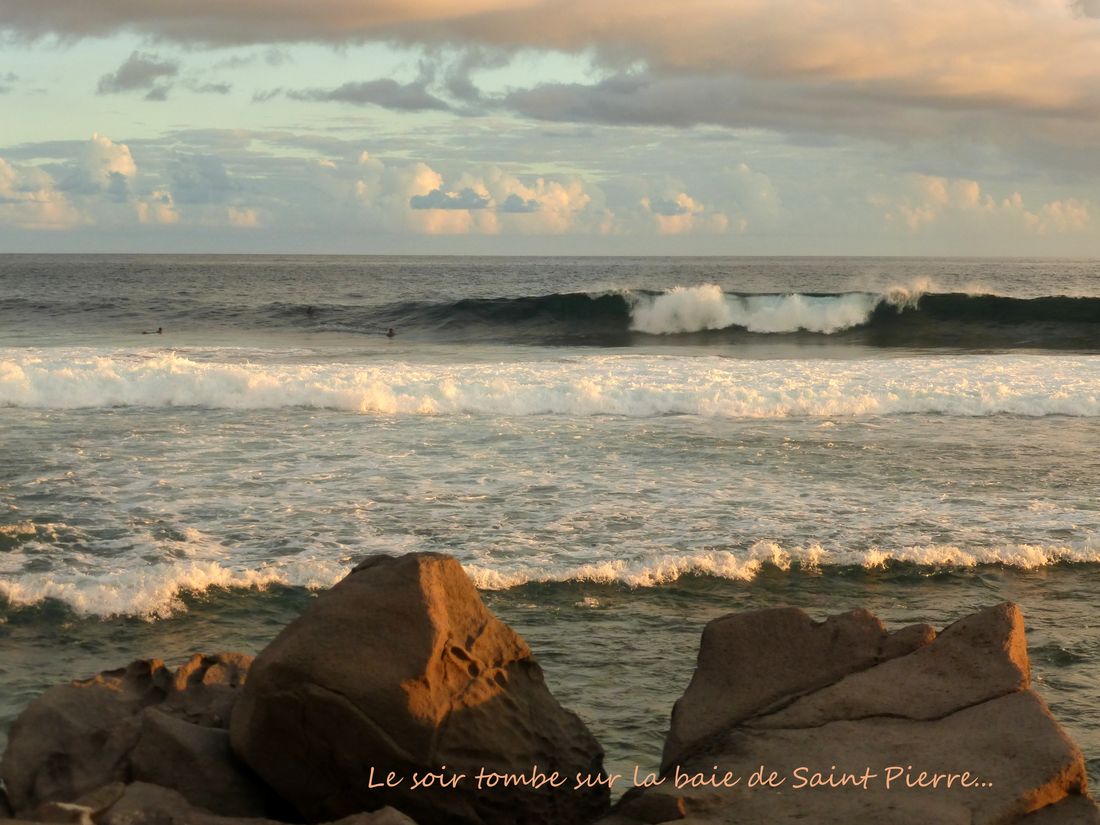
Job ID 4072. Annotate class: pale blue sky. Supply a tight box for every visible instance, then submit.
[3,1,1100,254]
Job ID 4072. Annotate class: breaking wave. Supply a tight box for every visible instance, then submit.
[2,542,1098,618]
[3,350,1100,417]
[8,284,1100,349]
[287,285,1100,348]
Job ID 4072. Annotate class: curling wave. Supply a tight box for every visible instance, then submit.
[8,284,1100,349]
[297,284,1100,348]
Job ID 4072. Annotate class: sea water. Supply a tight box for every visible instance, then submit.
[1,255,1098,783]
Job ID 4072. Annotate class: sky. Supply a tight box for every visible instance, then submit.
[2,1,1100,254]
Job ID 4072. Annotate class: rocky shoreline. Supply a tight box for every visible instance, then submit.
[1,552,1096,824]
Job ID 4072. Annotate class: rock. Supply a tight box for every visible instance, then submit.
[879,621,937,660]
[0,660,170,814]
[1016,793,1100,823]
[747,602,1029,730]
[95,782,284,825]
[662,607,931,770]
[163,654,252,728]
[611,603,1099,825]
[0,654,256,818]
[88,782,417,825]
[330,809,420,825]
[1,787,11,818]
[231,552,608,825]
[28,801,95,824]
[613,788,687,823]
[71,782,127,815]
[130,709,276,817]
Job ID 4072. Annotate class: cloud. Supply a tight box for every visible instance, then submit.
[136,189,179,225]
[96,51,178,100]
[327,150,606,235]
[498,192,539,213]
[59,132,137,199]
[0,132,265,233]
[285,79,450,111]
[170,154,237,204]
[214,47,291,70]
[410,187,490,209]
[188,81,232,95]
[0,72,15,94]
[872,174,1091,235]
[640,191,729,235]
[8,1,1100,118]
[0,157,82,230]
[644,196,694,217]
[6,0,1100,178]
[227,206,260,227]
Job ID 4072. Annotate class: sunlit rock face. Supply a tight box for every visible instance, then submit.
[230,552,609,825]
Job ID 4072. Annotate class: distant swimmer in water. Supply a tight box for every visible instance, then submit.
[385,328,395,338]
[142,327,163,335]
[305,306,315,317]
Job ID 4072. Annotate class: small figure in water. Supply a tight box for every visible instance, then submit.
[386,328,395,338]
[305,306,315,317]
[142,327,163,335]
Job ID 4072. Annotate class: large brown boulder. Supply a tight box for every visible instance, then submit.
[605,603,1098,825]
[0,654,276,819]
[230,552,608,825]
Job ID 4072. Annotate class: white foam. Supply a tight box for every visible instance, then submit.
[0,557,348,619]
[464,541,1100,590]
[3,540,1096,617]
[3,349,1100,418]
[628,284,883,334]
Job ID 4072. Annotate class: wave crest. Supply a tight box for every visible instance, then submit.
[628,285,883,334]
[3,541,1097,618]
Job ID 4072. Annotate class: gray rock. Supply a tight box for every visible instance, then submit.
[748,602,1029,729]
[612,603,1099,825]
[662,607,929,770]
[231,552,608,825]
[93,782,419,825]
[0,655,254,818]
[0,660,170,814]
[96,782,283,825]
[130,709,274,817]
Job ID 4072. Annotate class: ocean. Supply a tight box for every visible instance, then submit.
[1,255,1098,784]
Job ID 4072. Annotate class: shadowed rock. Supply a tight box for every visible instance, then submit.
[82,782,417,825]
[130,708,273,816]
[230,552,608,825]
[0,654,274,819]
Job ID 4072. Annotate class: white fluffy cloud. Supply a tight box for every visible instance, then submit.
[0,158,82,230]
[0,134,266,233]
[872,175,1090,235]
[333,151,605,236]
